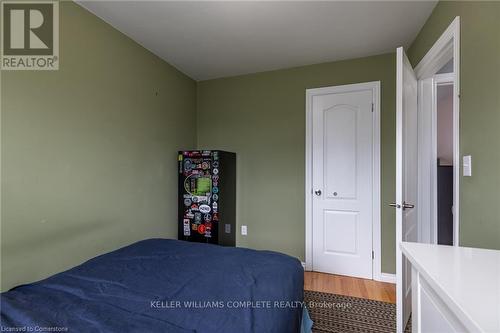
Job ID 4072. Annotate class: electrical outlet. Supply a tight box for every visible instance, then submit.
[241,225,247,236]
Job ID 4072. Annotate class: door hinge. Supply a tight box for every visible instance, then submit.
[372,251,374,260]
[371,103,374,112]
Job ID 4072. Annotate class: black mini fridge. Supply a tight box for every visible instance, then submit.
[178,150,236,246]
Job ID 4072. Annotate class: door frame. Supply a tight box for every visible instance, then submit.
[305,81,382,281]
[415,17,460,246]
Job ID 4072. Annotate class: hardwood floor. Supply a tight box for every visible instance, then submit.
[304,271,396,304]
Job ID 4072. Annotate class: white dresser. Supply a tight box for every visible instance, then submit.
[401,242,500,333]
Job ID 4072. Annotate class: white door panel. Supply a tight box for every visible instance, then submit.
[312,88,374,279]
[323,105,358,199]
[323,210,358,254]
[396,47,419,333]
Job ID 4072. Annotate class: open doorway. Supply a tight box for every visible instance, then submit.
[427,67,458,246]
[415,17,460,247]
[436,80,454,245]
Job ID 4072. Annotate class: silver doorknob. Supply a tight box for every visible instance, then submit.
[403,202,415,210]
[389,202,415,209]
[314,190,322,196]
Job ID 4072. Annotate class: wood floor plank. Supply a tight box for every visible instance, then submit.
[304,271,396,304]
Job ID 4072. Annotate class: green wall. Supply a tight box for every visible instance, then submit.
[0,2,196,291]
[408,2,500,249]
[197,54,397,274]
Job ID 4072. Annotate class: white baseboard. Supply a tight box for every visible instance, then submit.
[303,260,313,271]
[376,273,396,284]
[304,262,394,283]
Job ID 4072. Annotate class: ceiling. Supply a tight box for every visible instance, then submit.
[77,1,437,81]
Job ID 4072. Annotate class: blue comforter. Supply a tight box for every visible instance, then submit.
[1,239,304,332]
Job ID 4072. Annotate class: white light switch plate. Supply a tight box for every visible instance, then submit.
[241,225,247,236]
[463,155,472,176]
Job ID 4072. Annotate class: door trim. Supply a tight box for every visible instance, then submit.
[415,17,460,246]
[305,81,382,281]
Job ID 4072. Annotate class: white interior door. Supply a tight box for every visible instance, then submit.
[312,84,374,279]
[395,47,419,333]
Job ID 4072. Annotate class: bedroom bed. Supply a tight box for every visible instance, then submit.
[1,239,311,332]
